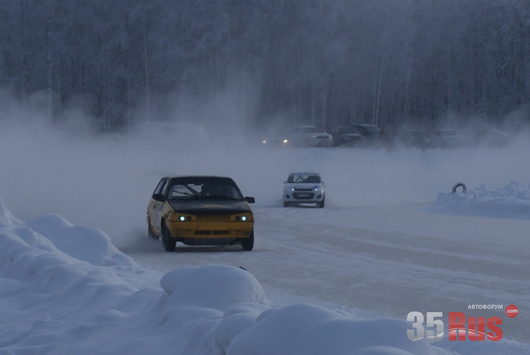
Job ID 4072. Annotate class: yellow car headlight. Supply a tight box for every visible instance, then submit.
[170,213,194,222]
[234,214,252,222]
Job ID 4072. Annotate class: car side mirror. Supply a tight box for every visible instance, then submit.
[245,196,255,204]
[152,193,165,202]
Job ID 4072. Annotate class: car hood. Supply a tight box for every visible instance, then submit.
[168,199,251,215]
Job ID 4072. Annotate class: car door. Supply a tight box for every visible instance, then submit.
[148,178,168,235]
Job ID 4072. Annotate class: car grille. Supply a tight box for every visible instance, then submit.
[195,215,231,221]
[293,192,315,199]
[294,188,313,192]
[195,230,230,235]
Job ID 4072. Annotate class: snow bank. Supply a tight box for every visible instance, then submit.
[28,214,134,266]
[0,199,528,354]
[433,182,530,219]
[161,264,266,310]
[0,196,19,225]
[226,304,439,355]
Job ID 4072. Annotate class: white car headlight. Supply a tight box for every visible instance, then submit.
[235,214,251,222]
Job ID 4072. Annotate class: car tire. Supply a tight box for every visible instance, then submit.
[317,198,325,208]
[161,221,176,252]
[452,183,467,194]
[241,230,254,251]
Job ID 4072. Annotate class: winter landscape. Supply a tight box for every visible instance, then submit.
[1,1,530,354]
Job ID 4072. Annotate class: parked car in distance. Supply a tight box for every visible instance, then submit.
[260,136,290,147]
[353,124,382,140]
[147,176,255,252]
[330,126,365,147]
[283,172,325,208]
[283,125,333,147]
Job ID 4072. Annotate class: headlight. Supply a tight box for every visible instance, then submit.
[235,214,251,222]
[290,188,295,192]
[177,215,192,222]
[262,139,267,144]
[282,139,289,144]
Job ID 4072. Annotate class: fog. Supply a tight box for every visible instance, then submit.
[1,95,529,248]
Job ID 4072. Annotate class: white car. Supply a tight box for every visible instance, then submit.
[283,172,325,208]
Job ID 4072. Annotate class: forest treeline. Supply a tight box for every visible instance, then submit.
[0,0,528,131]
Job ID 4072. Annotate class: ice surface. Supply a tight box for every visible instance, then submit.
[0,198,483,355]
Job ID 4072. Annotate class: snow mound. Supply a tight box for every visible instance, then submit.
[161,264,266,310]
[226,304,442,355]
[28,214,135,267]
[0,197,19,225]
[433,182,530,219]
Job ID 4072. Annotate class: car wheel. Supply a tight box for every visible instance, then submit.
[161,221,176,252]
[452,183,467,194]
[241,230,254,251]
[317,198,325,208]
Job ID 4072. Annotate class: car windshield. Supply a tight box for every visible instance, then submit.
[287,173,321,183]
[167,177,244,200]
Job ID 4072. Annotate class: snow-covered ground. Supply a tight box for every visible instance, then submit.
[434,181,530,219]
[2,197,530,354]
[1,123,530,354]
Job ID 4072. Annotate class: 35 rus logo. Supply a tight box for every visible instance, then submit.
[407,312,503,341]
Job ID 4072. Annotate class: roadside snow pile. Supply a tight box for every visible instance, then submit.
[0,197,19,225]
[28,213,134,266]
[226,305,440,355]
[433,182,530,219]
[1,197,529,354]
[161,265,266,309]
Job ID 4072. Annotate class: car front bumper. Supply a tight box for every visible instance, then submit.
[167,220,253,240]
[283,191,325,203]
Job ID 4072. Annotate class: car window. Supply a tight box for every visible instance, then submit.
[288,174,321,183]
[168,183,202,199]
[153,178,167,196]
[167,179,244,200]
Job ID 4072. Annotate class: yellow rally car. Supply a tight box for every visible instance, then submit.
[147,176,255,252]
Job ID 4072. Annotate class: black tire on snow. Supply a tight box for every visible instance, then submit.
[161,221,176,252]
[452,183,467,194]
[241,230,254,251]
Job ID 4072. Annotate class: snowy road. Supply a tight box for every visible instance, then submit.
[124,203,530,343]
